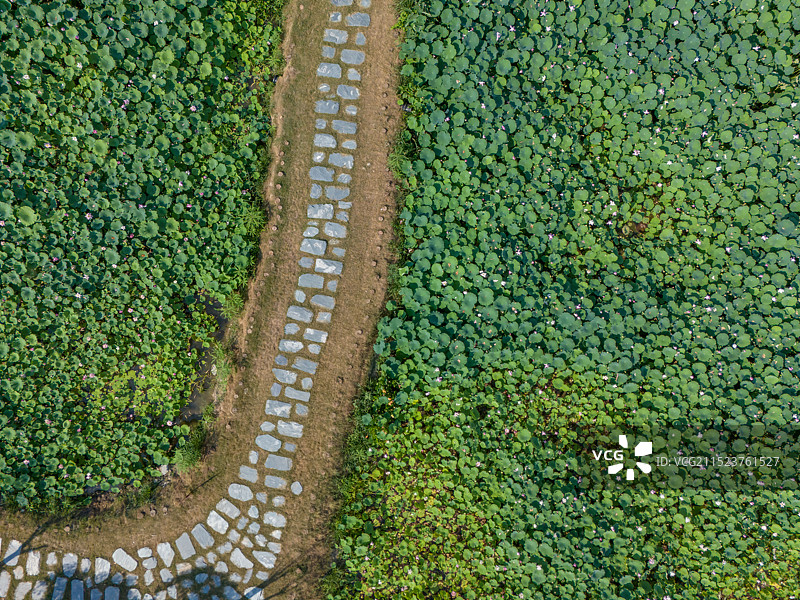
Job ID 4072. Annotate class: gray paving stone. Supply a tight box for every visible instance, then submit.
[318,82,331,93]
[10,582,30,600]
[300,238,327,256]
[270,382,282,397]
[345,105,358,116]
[315,118,327,129]
[292,481,304,495]
[264,400,292,417]
[347,12,370,26]
[156,543,175,568]
[53,578,68,600]
[260,421,276,432]
[330,10,342,22]
[25,551,40,576]
[323,28,348,44]
[287,305,313,323]
[277,420,304,438]
[329,153,354,168]
[127,590,141,600]
[263,512,287,528]
[175,533,196,559]
[284,442,297,452]
[264,455,293,471]
[216,496,241,519]
[360,0,371,6]
[296,403,309,416]
[315,258,343,274]
[327,279,338,292]
[142,557,157,570]
[336,210,350,222]
[301,377,314,390]
[308,203,334,219]
[332,119,357,134]
[207,511,229,535]
[331,0,353,5]
[356,32,367,45]
[341,49,365,65]
[347,68,361,81]
[324,222,348,238]
[321,46,335,59]
[312,151,326,163]
[310,183,322,198]
[342,139,357,150]
[304,328,328,343]
[2,539,20,567]
[229,549,253,571]
[192,524,215,549]
[299,273,324,289]
[325,186,350,200]
[336,85,359,100]
[299,256,314,268]
[95,558,111,583]
[337,173,352,184]
[92,590,104,600]
[274,355,288,366]
[264,476,287,489]
[309,166,335,181]
[285,387,311,402]
[317,311,332,324]
[112,548,138,572]
[105,588,119,600]
[243,588,262,600]
[254,434,281,453]
[228,483,254,502]
[159,569,174,584]
[314,100,339,114]
[250,450,259,464]
[311,294,336,310]
[278,339,303,353]
[0,572,10,599]
[284,324,300,337]
[293,358,319,374]
[252,552,277,570]
[62,553,78,577]
[314,133,337,148]
[138,548,153,559]
[31,581,47,600]
[239,466,258,483]
[316,62,341,78]
[273,367,297,385]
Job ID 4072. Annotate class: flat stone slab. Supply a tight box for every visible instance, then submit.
[310,183,323,198]
[325,186,350,200]
[336,85,360,100]
[263,512,287,528]
[2,539,21,566]
[324,222,347,238]
[265,400,292,417]
[112,549,138,572]
[346,12,370,26]
[228,483,254,502]
[156,543,175,567]
[292,481,304,495]
[0,573,10,598]
[217,498,241,520]
[207,511,230,535]
[308,203,334,219]
[255,434,281,453]
[300,238,327,256]
[70,581,84,600]
[323,29,348,44]
[356,32,367,45]
[264,455,293,471]
[253,551,277,570]
[95,558,111,583]
[239,465,258,483]
[62,553,78,577]
[175,533,196,559]
[299,273,324,288]
[229,549,253,571]
[285,387,311,402]
[331,0,353,5]
[315,258,343,274]
[314,133,337,148]
[341,49,365,65]
[347,68,361,81]
[332,119,357,134]
[316,62,341,78]
[338,173,352,184]
[293,358,319,374]
[26,551,40,576]
[264,476,287,489]
[287,306,313,323]
[342,139,357,150]
[329,153,354,168]
[31,581,47,600]
[304,328,329,343]
[277,420,304,438]
[273,367,298,384]
[309,166,335,182]
[315,100,339,114]
[191,524,215,549]
[321,46,335,59]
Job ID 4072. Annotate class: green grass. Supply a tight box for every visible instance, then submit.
[173,404,216,474]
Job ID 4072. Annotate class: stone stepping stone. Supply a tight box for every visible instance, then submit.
[313,133,337,148]
[2,539,21,566]
[338,173,352,183]
[310,183,323,198]
[299,256,314,268]
[175,533,196,560]
[296,404,309,416]
[285,387,310,402]
[324,222,347,238]
[315,100,339,114]
[217,498,241,520]
[299,273,324,289]
[315,258,343,274]
[95,558,111,583]
[25,551,40,576]
[14,583,31,600]
[229,549,253,571]
[300,238,327,255]
[321,46,335,59]
[70,580,83,600]
[345,105,358,115]
[341,49,365,65]
[112,548,138,572]
[329,153,354,169]
[207,511,230,535]
[327,280,338,292]
[356,32,367,45]
[304,328,328,343]
[316,63,341,78]
[336,85,359,100]
[308,203,334,219]
[346,13,370,27]
[291,482,304,495]
[228,483,254,502]
[332,119,357,134]
[262,512,287,528]
[0,572,10,598]
[347,69,361,81]
[277,421,304,438]
[252,552,276,570]
[325,185,350,200]
[309,166,335,181]
[239,466,258,483]
[62,553,78,577]
[331,0,352,6]
[292,358,318,374]
[264,455,292,471]
[329,11,341,22]
[264,476,287,490]
[360,0,371,6]
[31,581,47,600]
[191,525,215,550]
[156,543,175,568]
[323,29,348,44]
[341,140,357,150]
[265,400,292,417]
[317,311,333,324]
[311,294,336,310]
[303,225,320,237]
[255,434,281,453]
[315,118,327,129]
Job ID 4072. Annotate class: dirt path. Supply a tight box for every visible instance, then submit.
[0,0,401,596]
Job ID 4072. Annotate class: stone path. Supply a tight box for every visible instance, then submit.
[0,0,374,598]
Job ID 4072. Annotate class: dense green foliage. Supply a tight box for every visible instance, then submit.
[0,0,284,507]
[329,0,800,598]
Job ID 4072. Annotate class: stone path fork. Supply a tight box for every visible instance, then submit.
[0,0,375,598]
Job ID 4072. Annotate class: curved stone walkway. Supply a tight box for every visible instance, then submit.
[0,1,374,598]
